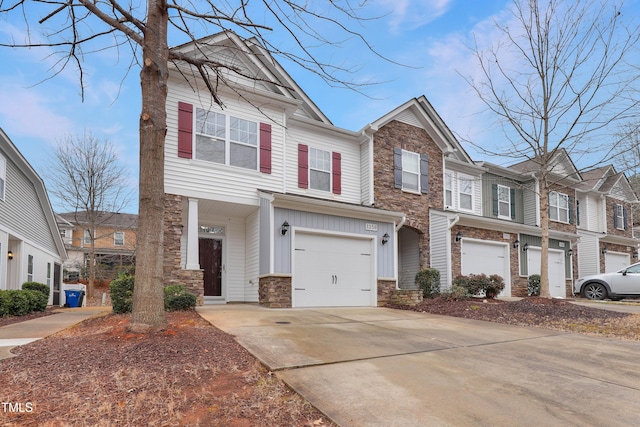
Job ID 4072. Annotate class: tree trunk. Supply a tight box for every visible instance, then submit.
[539,183,551,298]
[88,235,95,299]
[129,0,169,332]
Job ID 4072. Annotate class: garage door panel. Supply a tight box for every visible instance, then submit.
[294,233,374,308]
[528,248,566,298]
[605,252,630,273]
[461,240,510,297]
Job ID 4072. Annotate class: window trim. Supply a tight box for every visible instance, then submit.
[308,147,332,192]
[497,184,511,220]
[549,191,570,223]
[83,229,92,245]
[444,172,453,208]
[457,175,474,212]
[614,203,625,230]
[114,231,125,247]
[401,149,421,193]
[27,254,33,282]
[194,107,259,171]
[0,154,6,202]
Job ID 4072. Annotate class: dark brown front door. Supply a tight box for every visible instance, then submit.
[199,238,222,297]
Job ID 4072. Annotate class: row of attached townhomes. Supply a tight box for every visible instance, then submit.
[0,129,67,305]
[162,32,639,307]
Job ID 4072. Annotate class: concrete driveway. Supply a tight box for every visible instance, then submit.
[198,305,640,426]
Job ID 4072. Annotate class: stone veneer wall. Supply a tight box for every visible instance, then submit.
[259,275,292,308]
[373,120,444,268]
[164,193,204,305]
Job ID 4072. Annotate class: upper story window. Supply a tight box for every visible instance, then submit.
[195,108,258,170]
[492,184,513,219]
[177,101,272,174]
[393,148,428,194]
[613,203,627,230]
[84,229,92,245]
[549,191,570,223]
[458,176,473,211]
[114,231,125,246]
[0,154,6,202]
[309,148,331,192]
[445,172,453,207]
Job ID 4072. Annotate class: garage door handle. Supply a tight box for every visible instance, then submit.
[295,288,306,291]
[361,289,371,292]
[332,275,338,284]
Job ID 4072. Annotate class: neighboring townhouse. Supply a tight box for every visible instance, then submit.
[161,32,638,306]
[57,211,137,281]
[575,166,638,277]
[163,32,408,307]
[0,128,67,305]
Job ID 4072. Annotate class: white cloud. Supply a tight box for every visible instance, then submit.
[375,0,453,33]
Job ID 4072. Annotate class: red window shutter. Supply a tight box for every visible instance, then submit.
[177,102,193,159]
[332,152,341,195]
[259,123,272,174]
[298,144,308,189]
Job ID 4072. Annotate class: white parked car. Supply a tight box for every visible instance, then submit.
[575,262,640,300]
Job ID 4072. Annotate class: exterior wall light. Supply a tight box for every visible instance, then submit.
[634,252,638,259]
[7,250,13,260]
[601,248,607,255]
[522,243,529,252]
[381,233,390,245]
[567,248,573,257]
[513,239,520,249]
[455,231,462,243]
[280,221,290,236]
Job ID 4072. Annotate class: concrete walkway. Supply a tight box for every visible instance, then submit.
[198,304,640,427]
[0,307,110,360]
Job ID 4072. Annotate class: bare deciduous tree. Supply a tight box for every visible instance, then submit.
[48,132,131,300]
[0,0,389,331]
[465,0,640,297]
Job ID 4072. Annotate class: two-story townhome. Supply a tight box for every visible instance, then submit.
[163,32,408,307]
[0,129,67,305]
[575,165,638,278]
[57,211,137,281]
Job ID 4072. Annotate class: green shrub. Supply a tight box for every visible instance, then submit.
[22,282,50,298]
[24,289,47,312]
[415,268,441,298]
[7,290,32,316]
[110,273,135,314]
[164,285,197,311]
[0,291,9,316]
[453,274,505,299]
[0,289,47,316]
[440,284,470,300]
[528,274,541,296]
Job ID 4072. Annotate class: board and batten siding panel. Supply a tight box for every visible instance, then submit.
[244,209,260,302]
[429,211,450,290]
[273,208,394,278]
[165,75,285,203]
[284,126,362,204]
[0,155,58,254]
[360,141,371,205]
[398,228,420,288]
[577,232,599,277]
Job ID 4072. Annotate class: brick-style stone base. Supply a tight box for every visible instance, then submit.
[259,275,292,308]
[163,193,204,305]
[377,280,396,306]
[390,290,423,305]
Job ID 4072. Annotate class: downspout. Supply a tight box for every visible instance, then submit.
[448,215,460,230]
[395,214,406,232]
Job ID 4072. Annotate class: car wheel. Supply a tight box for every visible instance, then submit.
[583,283,607,300]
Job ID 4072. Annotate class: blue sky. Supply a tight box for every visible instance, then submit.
[0,0,638,213]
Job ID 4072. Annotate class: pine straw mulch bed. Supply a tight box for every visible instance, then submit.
[0,310,334,427]
[387,296,640,340]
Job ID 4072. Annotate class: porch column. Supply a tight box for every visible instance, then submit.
[185,198,200,270]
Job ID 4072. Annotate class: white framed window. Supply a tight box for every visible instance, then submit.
[114,231,125,246]
[195,108,258,170]
[497,184,511,219]
[27,255,33,282]
[402,150,420,192]
[549,191,569,223]
[615,203,625,230]
[445,172,453,207]
[47,262,51,287]
[0,154,5,202]
[458,176,474,211]
[309,147,331,192]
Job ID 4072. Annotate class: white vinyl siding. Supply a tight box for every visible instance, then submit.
[577,231,599,277]
[244,209,260,302]
[444,169,482,216]
[360,139,372,205]
[0,154,6,201]
[429,211,450,290]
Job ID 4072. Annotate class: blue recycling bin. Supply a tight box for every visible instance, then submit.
[64,290,81,308]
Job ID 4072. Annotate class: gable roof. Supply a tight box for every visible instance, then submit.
[170,31,331,125]
[364,96,474,164]
[508,148,582,182]
[57,211,138,229]
[0,128,66,259]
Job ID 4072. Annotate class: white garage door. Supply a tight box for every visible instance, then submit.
[461,240,511,297]
[293,232,375,308]
[528,248,566,298]
[605,252,630,273]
